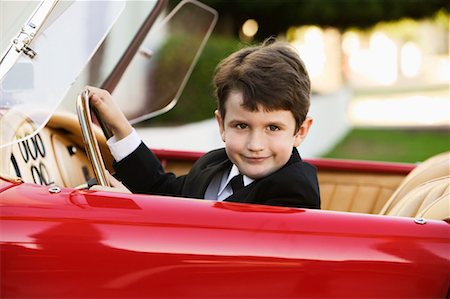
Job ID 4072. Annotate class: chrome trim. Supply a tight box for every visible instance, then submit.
[0,0,58,79]
[414,218,427,225]
[76,89,109,187]
[48,186,61,194]
[13,22,38,58]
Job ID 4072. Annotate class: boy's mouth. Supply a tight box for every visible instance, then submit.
[243,156,269,164]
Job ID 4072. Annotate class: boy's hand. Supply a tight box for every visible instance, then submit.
[89,171,132,194]
[86,86,133,141]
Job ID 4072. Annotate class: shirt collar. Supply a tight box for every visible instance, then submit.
[217,164,254,196]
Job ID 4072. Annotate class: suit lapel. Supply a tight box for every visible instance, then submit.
[185,155,232,198]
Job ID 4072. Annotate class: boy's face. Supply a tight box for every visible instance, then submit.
[215,91,312,179]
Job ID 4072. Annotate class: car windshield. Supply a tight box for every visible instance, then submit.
[0,0,129,148]
[0,0,217,149]
[112,1,218,124]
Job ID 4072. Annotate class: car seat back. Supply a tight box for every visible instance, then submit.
[416,192,450,221]
[379,151,450,215]
[386,176,450,220]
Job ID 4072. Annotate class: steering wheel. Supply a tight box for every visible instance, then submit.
[76,89,110,187]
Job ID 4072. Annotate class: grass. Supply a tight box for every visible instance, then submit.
[323,128,450,163]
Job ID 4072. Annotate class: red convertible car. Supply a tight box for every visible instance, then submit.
[1,0,449,298]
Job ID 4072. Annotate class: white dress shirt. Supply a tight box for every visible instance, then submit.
[204,164,253,201]
[107,129,141,162]
[107,130,253,200]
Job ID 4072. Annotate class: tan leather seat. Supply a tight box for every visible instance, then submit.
[417,192,450,221]
[379,151,450,215]
[386,176,450,219]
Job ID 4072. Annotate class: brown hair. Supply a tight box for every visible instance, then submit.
[213,39,311,133]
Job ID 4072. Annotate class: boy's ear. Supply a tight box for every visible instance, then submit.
[294,117,313,147]
[215,110,226,142]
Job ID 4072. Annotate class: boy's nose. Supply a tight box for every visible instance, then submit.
[247,131,265,151]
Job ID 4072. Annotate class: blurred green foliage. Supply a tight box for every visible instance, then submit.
[138,35,243,126]
[172,0,449,40]
[324,128,450,163]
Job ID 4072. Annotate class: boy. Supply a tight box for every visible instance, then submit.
[88,40,320,209]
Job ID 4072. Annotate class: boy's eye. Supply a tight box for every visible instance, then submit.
[268,125,280,132]
[236,123,248,129]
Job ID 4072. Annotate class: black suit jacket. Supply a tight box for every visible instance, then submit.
[114,143,320,209]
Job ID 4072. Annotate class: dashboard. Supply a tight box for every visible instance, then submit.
[1,112,113,188]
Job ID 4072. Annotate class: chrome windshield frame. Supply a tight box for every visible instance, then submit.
[0,0,58,80]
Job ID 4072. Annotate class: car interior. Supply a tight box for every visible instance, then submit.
[1,111,449,221]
